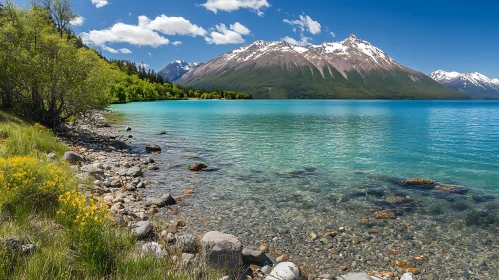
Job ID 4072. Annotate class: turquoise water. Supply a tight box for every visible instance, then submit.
[112,100,499,277]
[111,100,499,195]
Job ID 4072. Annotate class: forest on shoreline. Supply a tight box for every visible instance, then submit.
[0,0,250,128]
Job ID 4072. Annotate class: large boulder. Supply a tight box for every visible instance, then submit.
[189,163,208,172]
[200,231,243,271]
[145,144,161,153]
[264,262,301,280]
[62,152,83,164]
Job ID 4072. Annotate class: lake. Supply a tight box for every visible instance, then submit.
[111,100,499,278]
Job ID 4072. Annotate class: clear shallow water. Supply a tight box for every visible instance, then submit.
[111,100,499,277]
[111,100,499,195]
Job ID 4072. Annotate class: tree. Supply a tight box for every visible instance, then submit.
[34,0,76,38]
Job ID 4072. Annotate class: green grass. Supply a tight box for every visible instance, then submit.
[0,112,67,158]
[0,111,224,280]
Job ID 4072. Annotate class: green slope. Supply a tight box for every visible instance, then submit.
[180,65,466,99]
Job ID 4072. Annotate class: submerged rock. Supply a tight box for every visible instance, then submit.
[433,184,468,194]
[145,144,161,153]
[189,163,208,171]
[401,178,435,186]
[373,210,396,219]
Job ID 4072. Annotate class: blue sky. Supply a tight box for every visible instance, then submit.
[13,0,499,78]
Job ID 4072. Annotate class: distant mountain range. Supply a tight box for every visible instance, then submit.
[430,70,499,99]
[162,35,465,99]
[158,60,200,82]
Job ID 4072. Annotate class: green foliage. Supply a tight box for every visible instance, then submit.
[0,1,116,128]
[107,60,252,103]
[181,64,466,100]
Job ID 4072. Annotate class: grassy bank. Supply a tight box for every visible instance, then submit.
[0,111,221,279]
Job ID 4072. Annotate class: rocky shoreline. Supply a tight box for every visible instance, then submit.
[56,110,496,280]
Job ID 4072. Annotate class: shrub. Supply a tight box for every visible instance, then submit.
[0,157,74,219]
[57,190,133,276]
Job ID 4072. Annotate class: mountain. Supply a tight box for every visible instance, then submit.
[177,35,464,99]
[430,70,499,99]
[158,60,200,82]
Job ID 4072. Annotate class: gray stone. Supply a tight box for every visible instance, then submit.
[131,221,152,238]
[110,179,122,188]
[21,244,36,255]
[400,272,414,280]
[200,231,243,271]
[243,247,271,266]
[62,152,83,164]
[264,262,301,280]
[158,131,166,135]
[146,194,176,207]
[125,126,132,131]
[145,144,161,153]
[140,242,167,256]
[261,265,272,274]
[336,272,373,280]
[137,182,146,189]
[126,167,143,177]
[176,234,197,252]
[126,183,137,191]
[47,152,57,161]
[111,140,130,151]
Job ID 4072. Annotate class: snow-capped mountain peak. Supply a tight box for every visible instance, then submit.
[430,70,499,98]
[158,60,200,82]
[215,35,403,78]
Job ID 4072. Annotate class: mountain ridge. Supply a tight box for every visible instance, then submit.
[430,70,499,99]
[174,35,464,99]
[158,60,200,82]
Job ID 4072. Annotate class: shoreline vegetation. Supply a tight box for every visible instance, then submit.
[0,0,250,128]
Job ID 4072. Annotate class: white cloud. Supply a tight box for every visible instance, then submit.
[80,14,207,49]
[80,22,170,47]
[283,15,321,35]
[200,0,270,16]
[139,15,206,37]
[128,12,131,16]
[330,32,336,38]
[230,22,250,35]
[119,48,132,54]
[148,52,152,57]
[140,63,150,69]
[281,35,312,46]
[69,16,85,26]
[205,22,251,45]
[91,0,108,8]
[172,41,183,46]
[100,45,132,54]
